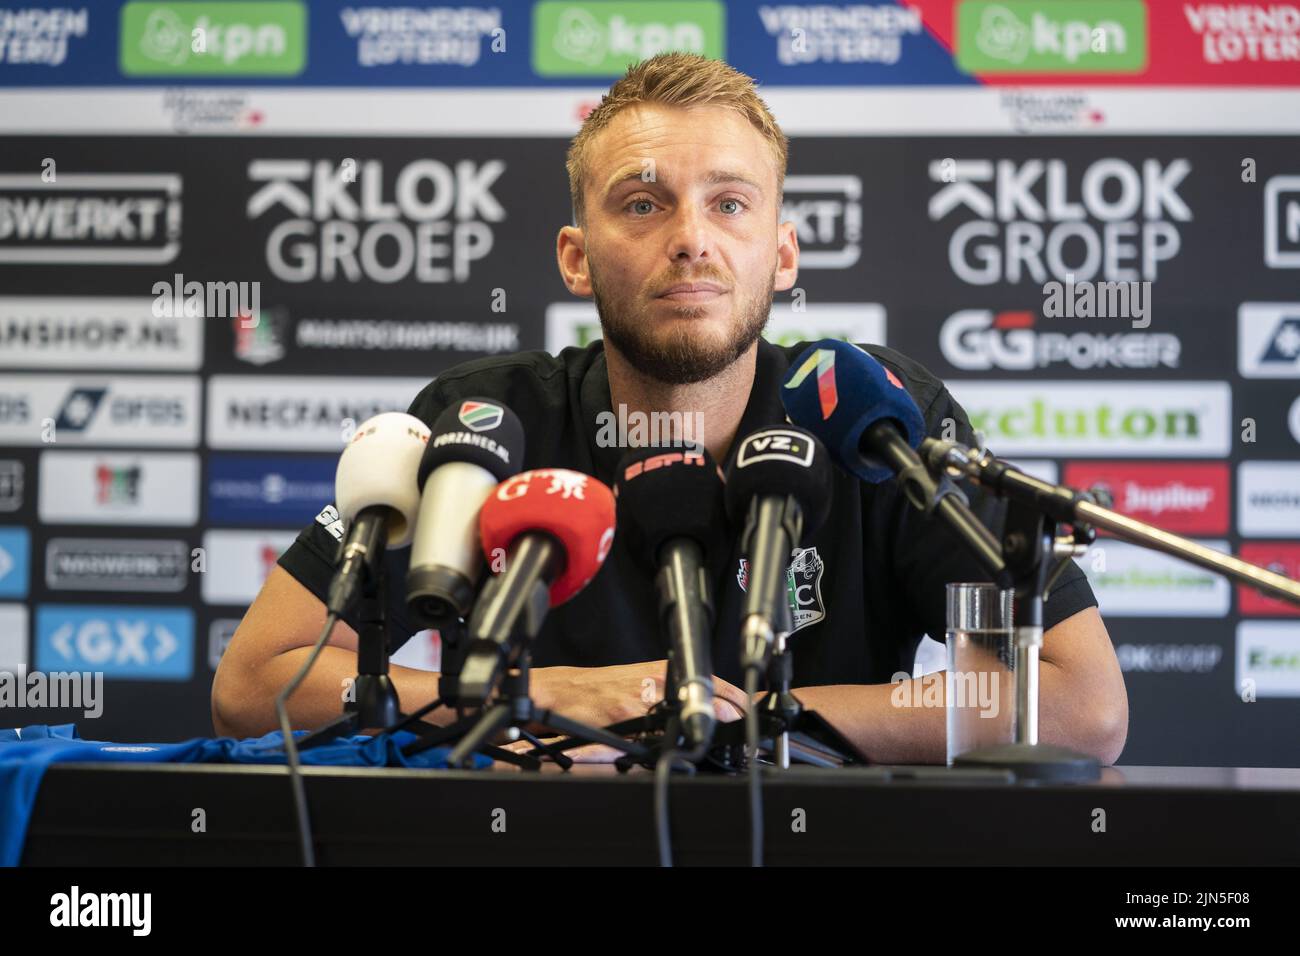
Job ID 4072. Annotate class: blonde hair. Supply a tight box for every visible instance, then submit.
[565,52,789,228]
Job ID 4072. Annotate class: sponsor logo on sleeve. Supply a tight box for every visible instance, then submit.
[36,604,193,680]
[315,503,345,541]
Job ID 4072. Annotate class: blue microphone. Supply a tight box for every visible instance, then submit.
[782,340,1009,587]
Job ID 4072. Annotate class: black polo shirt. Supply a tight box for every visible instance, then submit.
[277,339,1097,689]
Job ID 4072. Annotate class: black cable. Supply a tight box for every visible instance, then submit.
[274,612,339,868]
[745,666,763,867]
[654,746,678,867]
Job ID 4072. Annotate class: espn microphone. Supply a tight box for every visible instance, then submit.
[781,339,1008,586]
[724,426,833,674]
[405,399,525,627]
[327,412,430,617]
[616,446,727,752]
[458,468,616,702]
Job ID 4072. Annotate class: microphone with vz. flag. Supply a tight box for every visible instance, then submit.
[781,339,1009,587]
[405,398,525,628]
[615,446,728,752]
[327,412,430,618]
[458,468,617,702]
[724,425,833,674]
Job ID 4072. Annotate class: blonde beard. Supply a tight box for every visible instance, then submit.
[590,265,774,385]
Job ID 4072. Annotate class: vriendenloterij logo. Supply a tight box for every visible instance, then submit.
[956,1,1147,74]
[458,400,503,433]
[120,1,306,76]
[784,348,838,419]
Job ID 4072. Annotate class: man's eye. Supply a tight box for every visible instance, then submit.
[719,197,749,214]
[626,198,656,215]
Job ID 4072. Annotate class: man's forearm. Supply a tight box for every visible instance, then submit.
[791,659,1118,765]
[213,644,448,738]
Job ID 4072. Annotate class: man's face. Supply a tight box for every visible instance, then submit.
[560,103,798,385]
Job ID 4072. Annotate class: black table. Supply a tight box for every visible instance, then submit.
[21,763,1300,865]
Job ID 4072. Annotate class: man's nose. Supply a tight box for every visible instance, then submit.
[666,204,711,262]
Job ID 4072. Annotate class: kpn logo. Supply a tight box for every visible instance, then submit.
[533,1,724,76]
[956,1,1147,73]
[120,1,306,76]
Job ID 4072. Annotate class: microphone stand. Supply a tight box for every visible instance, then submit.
[923,438,1300,782]
[400,556,653,769]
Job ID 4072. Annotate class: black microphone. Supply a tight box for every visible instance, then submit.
[405,399,525,628]
[615,446,727,752]
[724,426,833,674]
[781,340,1009,587]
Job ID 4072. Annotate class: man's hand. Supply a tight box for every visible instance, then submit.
[532,660,749,725]
[507,660,750,763]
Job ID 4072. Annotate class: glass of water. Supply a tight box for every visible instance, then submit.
[945,582,1016,766]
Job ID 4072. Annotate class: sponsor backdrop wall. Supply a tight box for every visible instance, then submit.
[1,0,1299,764]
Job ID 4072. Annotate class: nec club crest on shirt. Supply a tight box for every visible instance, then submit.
[458,401,504,432]
[737,546,827,633]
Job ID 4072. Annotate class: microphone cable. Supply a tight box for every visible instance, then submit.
[744,665,763,867]
[273,611,339,868]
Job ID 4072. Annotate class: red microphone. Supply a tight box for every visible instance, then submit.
[458,468,616,701]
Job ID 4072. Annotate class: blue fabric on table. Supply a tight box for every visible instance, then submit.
[0,723,486,866]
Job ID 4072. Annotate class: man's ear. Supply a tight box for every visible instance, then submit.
[556,224,593,298]
[774,219,799,293]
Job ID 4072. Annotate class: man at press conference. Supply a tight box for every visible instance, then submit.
[211,53,1128,766]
